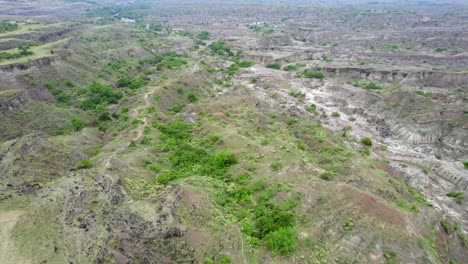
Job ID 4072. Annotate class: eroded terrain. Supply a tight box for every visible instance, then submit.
[0,0,467,263]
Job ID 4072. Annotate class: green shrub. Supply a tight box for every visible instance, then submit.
[361,137,373,146]
[156,170,181,184]
[349,81,381,90]
[266,62,281,69]
[264,227,297,256]
[227,63,240,75]
[0,21,18,33]
[343,218,355,231]
[230,187,252,203]
[234,173,251,185]
[306,104,317,113]
[71,118,86,131]
[187,92,198,103]
[238,60,255,68]
[364,82,380,90]
[76,159,93,169]
[270,162,283,172]
[169,102,186,114]
[219,255,231,264]
[319,171,334,181]
[211,149,238,169]
[80,82,123,110]
[383,248,398,260]
[300,69,324,79]
[254,209,295,238]
[141,52,188,71]
[322,55,333,62]
[156,119,193,141]
[462,161,468,169]
[415,90,433,97]
[197,31,211,40]
[360,148,371,156]
[146,164,161,173]
[446,192,463,204]
[440,219,453,233]
[117,75,133,87]
[208,41,233,56]
[283,64,299,71]
[332,112,340,117]
[169,145,209,168]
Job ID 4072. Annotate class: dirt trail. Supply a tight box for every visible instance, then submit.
[132,87,156,142]
[0,211,29,264]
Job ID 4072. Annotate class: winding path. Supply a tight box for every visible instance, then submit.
[131,87,157,142]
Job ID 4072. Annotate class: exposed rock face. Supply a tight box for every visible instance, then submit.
[0,90,28,112]
[320,84,467,189]
[258,34,293,50]
[37,25,76,43]
[0,57,58,73]
[315,66,468,88]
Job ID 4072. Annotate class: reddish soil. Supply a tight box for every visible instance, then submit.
[435,224,449,262]
[337,185,411,228]
[376,162,398,177]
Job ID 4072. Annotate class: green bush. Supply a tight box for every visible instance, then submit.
[463,161,468,169]
[44,82,71,104]
[322,55,333,62]
[141,52,188,71]
[319,171,335,181]
[264,227,297,256]
[266,62,281,69]
[71,118,86,131]
[80,82,123,110]
[146,164,161,173]
[169,102,186,114]
[227,63,240,75]
[270,162,283,172]
[117,75,133,87]
[332,112,340,117]
[306,104,317,113]
[300,69,324,79]
[156,170,181,184]
[230,187,252,203]
[283,64,299,71]
[415,90,433,97]
[155,119,193,150]
[169,145,209,168]
[210,149,238,170]
[440,219,453,233]
[446,192,463,204]
[361,137,373,146]
[197,31,211,40]
[254,208,295,238]
[76,159,93,169]
[238,60,255,68]
[364,82,380,90]
[208,41,233,56]
[187,92,198,103]
[0,21,18,33]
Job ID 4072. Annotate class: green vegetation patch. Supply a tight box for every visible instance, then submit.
[266,62,281,70]
[0,21,18,33]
